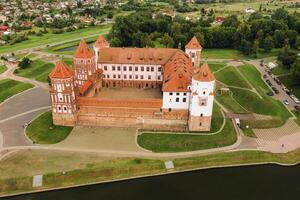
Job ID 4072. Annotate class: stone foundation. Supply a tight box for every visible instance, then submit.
[188,115,211,131]
[53,113,77,126]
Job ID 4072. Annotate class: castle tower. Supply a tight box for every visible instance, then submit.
[188,63,215,131]
[185,36,202,68]
[74,39,96,87]
[93,35,109,65]
[49,61,77,126]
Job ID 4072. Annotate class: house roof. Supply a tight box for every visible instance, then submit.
[98,47,180,65]
[49,61,74,79]
[74,39,94,59]
[94,35,109,49]
[162,51,193,92]
[79,79,94,95]
[193,63,215,82]
[185,36,202,49]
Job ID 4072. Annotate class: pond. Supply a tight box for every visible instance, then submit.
[3,164,300,200]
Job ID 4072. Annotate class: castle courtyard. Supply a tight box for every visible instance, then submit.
[94,87,162,100]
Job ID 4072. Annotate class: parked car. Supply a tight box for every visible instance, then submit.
[263,74,267,79]
[272,87,279,94]
[273,77,282,85]
[294,106,300,111]
[290,94,300,104]
[266,80,272,86]
[283,100,289,105]
[266,91,274,96]
[260,60,264,67]
[265,69,272,75]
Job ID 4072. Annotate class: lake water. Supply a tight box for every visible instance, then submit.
[3,164,300,200]
[56,42,94,52]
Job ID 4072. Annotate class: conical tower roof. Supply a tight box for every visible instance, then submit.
[185,36,202,49]
[74,39,94,59]
[193,63,214,82]
[49,61,74,79]
[94,35,109,48]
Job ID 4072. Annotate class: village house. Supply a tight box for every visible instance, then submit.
[49,36,216,132]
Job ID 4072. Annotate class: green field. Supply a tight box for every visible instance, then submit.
[208,62,226,72]
[137,118,236,152]
[215,66,251,89]
[271,63,291,76]
[26,111,73,144]
[0,79,33,102]
[14,59,55,83]
[202,49,244,59]
[0,25,112,54]
[216,92,248,113]
[0,65,7,74]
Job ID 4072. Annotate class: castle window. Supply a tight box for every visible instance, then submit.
[140,75,144,80]
[129,75,132,79]
[168,108,172,112]
[151,67,154,72]
[148,75,151,80]
[199,122,202,126]
[158,75,161,80]
[124,75,127,79]
[112,66,115,71]
[184,93,187,96]
[203,91,206,95]
[141,66,144,71]
[118,74,121,79]
[176,93,179,96]
[176,98,179,102]
[107,75,110,78]
[135,75,138,79]
[113,74,116,78]
[58,106,61,111]
[146,67,150,72]
[64,107,67,111]
[158,67,162,72]
[169,92,173,95]
[192,52,195,58]
[200,113,203,117]
[123,66,127,71]
[117,66,121,71]
[135,66,138,71]
[104,66,107,70]
[129,66,132,71]
[183,98,186,102]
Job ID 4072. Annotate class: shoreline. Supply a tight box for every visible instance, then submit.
[1,154,300,198]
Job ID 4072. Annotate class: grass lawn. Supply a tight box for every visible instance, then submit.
[240,122,256,138]
[216,93,248,113]
[208,62,226,72]
[14,59,55,83]
[214,66,251,89]
[0,79,33,103]
[293,111,300,126]
[238,64,271,93]
[202,49,244,59]
[210,103,224,133]
[0,65,7,74]
[271,63,290,76]
[137,118,236,152]
[26,111,73,144]
[0,24,112,54]
[278,74,300,99]
[62,57,74,67]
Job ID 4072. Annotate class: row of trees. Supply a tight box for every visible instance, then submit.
[109,8,300,54]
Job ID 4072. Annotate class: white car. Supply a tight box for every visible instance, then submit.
[283,100,289,105]
[290,95,300,104]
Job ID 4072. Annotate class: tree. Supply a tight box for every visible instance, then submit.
[222,15,240,28]
[18,57,31,69]
[107,11,114,19]
[252,40,259,58]
[240,39,253,55]
[278,45,297,68]
[160,33,174,48]
[273,30,285,48]
[291,59,300,81]
[271,8,289,22]
[262,35,274,52]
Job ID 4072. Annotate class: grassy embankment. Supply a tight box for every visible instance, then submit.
[137,103,237,152]
[0,79,33,103]
[0,65,7,74]
[26,111,73,144]
[0,24,112,54]
[3,148,300,196]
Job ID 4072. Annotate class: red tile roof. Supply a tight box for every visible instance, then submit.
[49,61,74,79]
[98,47,180,65]
[94,35,109,48]
[79,79,94,95]
[162,52,193,92]
[185,36,202,49]
[193,63,215,82]
[74,39,94,59]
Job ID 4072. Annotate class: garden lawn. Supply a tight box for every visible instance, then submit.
[238,64,271,93]
[202,49,244,59]
[0,79,33,102]
[216,93,248,113]
[278,74,300,99]
[14,59,55,83]
[0,25,112,54]
[209,62,226,72]
[26,111,73,144]
[0,65,7,74]
[137,118,236,152]
[214,66,251,89]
